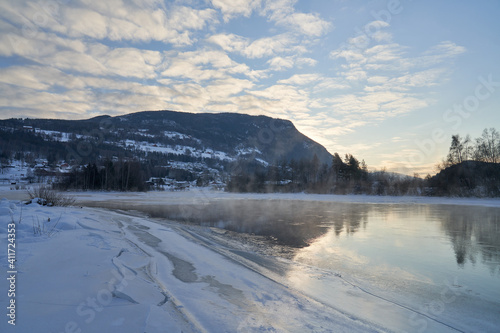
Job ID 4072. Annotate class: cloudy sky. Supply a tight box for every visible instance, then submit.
[1,0,499,175]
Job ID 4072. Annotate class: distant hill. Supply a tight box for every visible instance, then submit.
[428,161,500,197]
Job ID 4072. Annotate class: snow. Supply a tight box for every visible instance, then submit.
[0,198,376,332]
[35,129,82,142]
[163,131,200,143]
[0,161,30,185]
[236,147,262,156]
[0,190,499,332]
[255,158,269,167]
[122,139,234,161]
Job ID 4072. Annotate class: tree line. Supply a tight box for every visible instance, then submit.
[429,127,500,197]
[227,127,500,197]
[443,128,500,167]
[55,160,148,191]
[227,153,373,194]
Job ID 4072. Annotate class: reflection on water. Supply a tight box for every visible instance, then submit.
[85,199,500,273]
[88,200,372,247]
[84,198,500,331]
[438,206,500,271]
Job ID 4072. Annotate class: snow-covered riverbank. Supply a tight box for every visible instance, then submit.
[0,198,388,332]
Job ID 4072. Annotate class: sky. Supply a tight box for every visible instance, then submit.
[0,0,499,175]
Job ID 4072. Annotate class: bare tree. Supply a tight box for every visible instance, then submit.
[474,128,500,163]
[447,134,466,165]
[462,134,473,161]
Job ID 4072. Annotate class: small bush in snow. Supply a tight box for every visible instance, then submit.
[27,186,76,207]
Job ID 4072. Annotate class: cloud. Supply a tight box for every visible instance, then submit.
[161,49,258,82]
[391,136,408,143]
[207,33,248,53]
[320,90,430,133]
[209,0,332,37]
[425,41,467,58]
[296,57,318,67]
[0,65,119,93]
[211,83,316,119]
[63,8,108,39]
[0,82,91,118]
[331,23,466,76]
[324,22,466,139]
[13,34,165,79]
[0,0,218,46]
[161,60,225,82]
[330,49,365,63]
[261,0,331,36]
[245,34,299,58]
[278,73,322,85]
[101,48,163,79]
[205,78,254,99]
[267,56,295,71]
[365,43,406,62]
[0,66,180,119]
[277,12,332,37]
[0,66,53,90]
[208,32,300,59]
[211,0,262,22]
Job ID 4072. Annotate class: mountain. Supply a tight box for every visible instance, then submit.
[0,110,333,184]
[110,110,332,165]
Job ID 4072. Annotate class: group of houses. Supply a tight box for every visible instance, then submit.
[146,177,225,191]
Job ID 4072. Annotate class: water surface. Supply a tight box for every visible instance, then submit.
[84,198,500,331]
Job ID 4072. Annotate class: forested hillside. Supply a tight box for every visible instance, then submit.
[1,110,498,197]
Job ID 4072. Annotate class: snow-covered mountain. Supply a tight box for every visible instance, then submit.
[0,110,333,182]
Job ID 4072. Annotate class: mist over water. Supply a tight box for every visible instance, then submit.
[87,198,500,274]
[83,197,500,329]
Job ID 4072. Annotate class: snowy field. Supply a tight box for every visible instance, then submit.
[0,188,499,332]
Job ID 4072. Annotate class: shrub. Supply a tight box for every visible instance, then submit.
[27,186,76,207]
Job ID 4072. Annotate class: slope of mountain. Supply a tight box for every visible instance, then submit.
[114,111,332,164]
[0,110,333,178]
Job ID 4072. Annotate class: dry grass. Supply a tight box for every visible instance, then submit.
[27,186,76,207]
[32,214,61,237]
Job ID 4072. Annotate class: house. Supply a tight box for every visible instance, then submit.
[173,181,190,191]
[146,177,165,186]
[209,181,225,191]
[59,163,71,172]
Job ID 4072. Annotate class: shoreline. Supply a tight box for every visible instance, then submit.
[1,184,499,208]
[1,197,498,332]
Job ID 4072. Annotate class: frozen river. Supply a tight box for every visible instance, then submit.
[77,192,500,332]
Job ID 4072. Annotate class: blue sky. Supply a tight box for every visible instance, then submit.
[0,0,499,175]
